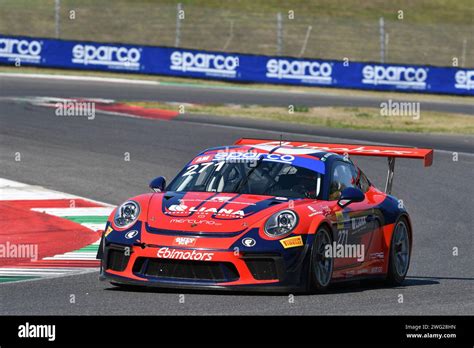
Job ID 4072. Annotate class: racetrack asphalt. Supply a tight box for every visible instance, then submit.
[0,75,473,315]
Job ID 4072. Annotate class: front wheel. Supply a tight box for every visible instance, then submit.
[385,218,411,286]
[309,226,334,292]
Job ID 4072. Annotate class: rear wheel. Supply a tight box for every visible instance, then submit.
[309,226,334,292]
[386,218,411,286]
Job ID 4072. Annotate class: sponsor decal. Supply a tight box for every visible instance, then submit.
[170,218,222,226]
[336,211,347,229]
[209,196,233,202]
[266,58,333,85]
[105,226,113,237]
[242,237,256,247]
[125,230,139,239]
[213,151,324,173]
[157,247,214,261]
[193,155,212,164]
[308,205,330,217]
[371,266,383,273]
[173,237,197,247]
[369,252,384,260]
[18,322,55,342]
[344,270,355,277]
[72,44,141,70]
[454,70,474,90]
[337,229,349,245]
[179,198,255,206]
[170,51,239,78]
[280,235,303,249]
[214,151,295,164]
[362,64,428,89]
[256,141,420,157]
[351,216,367,230]
[166,204,245,217]
[0,38,42,63]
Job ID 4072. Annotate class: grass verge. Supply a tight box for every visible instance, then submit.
[125,101,474,135]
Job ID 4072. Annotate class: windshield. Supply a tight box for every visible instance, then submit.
[167,159,323,199]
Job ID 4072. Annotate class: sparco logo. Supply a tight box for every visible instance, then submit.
[266,59,333,84]
[170,51,238,77]
[72,44,141,70]
[157,247,214,261]
[0,38,42,63]
[454,70,474,90]
[362,65,428,89]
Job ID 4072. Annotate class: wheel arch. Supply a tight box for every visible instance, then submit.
[397,213,413,253]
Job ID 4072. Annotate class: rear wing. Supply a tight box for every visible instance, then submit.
[234,138,434,194]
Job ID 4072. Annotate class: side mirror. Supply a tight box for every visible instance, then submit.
[337,187,364,208]
[149,176,166,192]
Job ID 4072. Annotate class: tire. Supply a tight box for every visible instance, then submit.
[309,225,334,292]
[385,218,411,286]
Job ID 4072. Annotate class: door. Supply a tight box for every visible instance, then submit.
[326,160,376,273]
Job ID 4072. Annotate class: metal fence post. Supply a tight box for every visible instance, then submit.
[175,3,183,47]
[223,20,234,51]
[461,38,467,67]
[379,17,385,63]
[55,0,61,38]
[277,12,283,55]
[299,25,312,57]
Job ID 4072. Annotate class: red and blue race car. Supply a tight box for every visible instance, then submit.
[98,138,433,292]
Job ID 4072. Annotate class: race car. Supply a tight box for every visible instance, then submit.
[98,138,433,292]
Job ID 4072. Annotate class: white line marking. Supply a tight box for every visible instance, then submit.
[31,207,114,216]
[0,72,160,85]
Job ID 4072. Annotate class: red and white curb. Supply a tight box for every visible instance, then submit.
[1,96,179,120]
[0,178,115,283]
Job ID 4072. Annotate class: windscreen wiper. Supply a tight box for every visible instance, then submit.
[234,155,265,193]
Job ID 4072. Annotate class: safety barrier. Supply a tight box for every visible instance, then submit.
[0,35,472,96]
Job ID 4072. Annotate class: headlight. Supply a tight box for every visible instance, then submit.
[114,200,140,228]
[264,210,298,237]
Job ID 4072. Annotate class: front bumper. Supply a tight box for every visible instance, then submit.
[99,233,313,292]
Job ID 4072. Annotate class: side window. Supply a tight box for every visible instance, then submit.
[329,162,358,200]
[357,169,371,193]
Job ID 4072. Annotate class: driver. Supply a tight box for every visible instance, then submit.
[273,167,318,198]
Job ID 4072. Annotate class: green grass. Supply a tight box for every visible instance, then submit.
[125,101,474,135]
[0,0,472,67]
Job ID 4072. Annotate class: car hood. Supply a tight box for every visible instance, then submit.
[146,191,289,234]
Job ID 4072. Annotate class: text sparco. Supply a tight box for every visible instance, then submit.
[0,38,42,63]
[170,51,239,77]
[362,65,428,89]
[72,44,141,70]
[266,58,333,84]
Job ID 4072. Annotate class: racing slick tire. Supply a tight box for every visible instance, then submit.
[309,225,334,292]
[385,218,411,286]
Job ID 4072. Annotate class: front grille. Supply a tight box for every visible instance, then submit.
[105,245,130,272]
[133,258,239,282]
[245,258,278,280]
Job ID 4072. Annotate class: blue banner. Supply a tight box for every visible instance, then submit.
[0,35,472,96]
